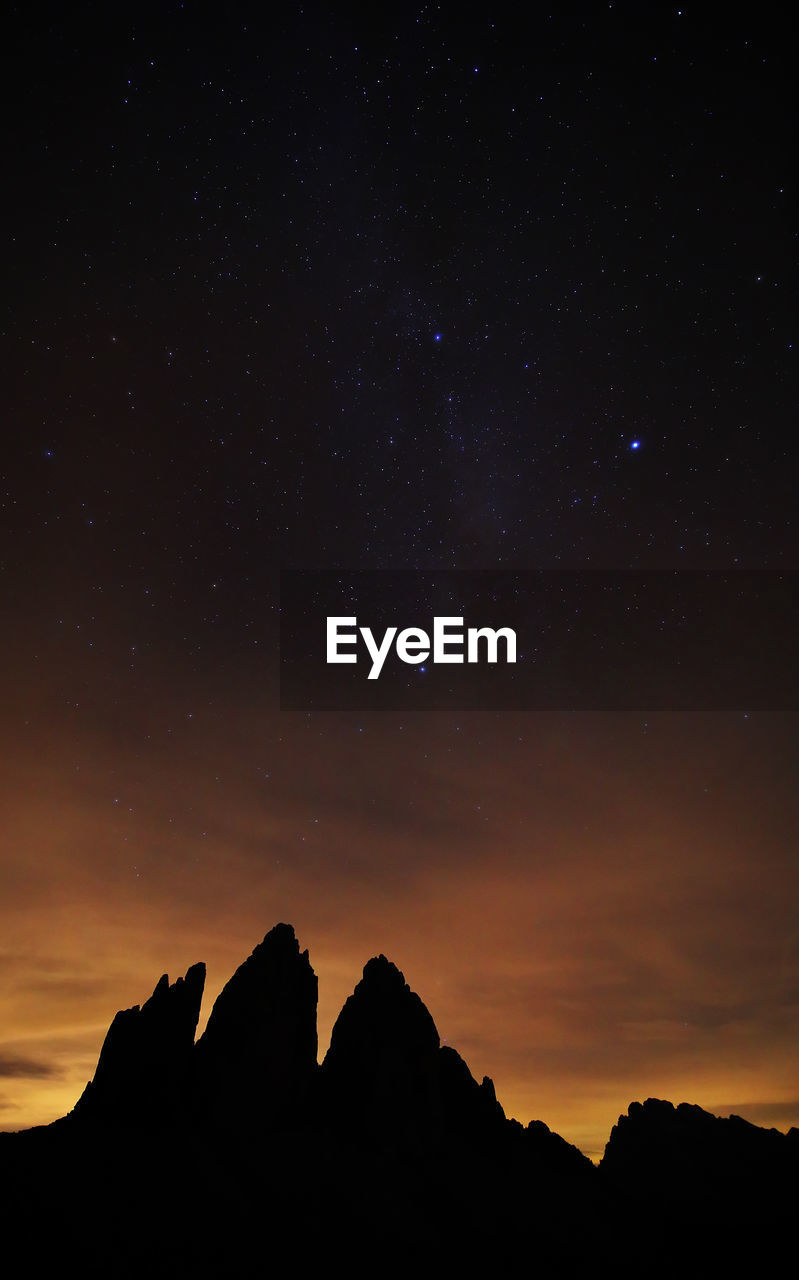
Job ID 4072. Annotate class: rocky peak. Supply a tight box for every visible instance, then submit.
[325,953,440,1060]
[600,1096,799,1213]
[193,922,318,1129]
[73,961,205,1124]
[319,954,441,1148]
[437,1044,507,1146]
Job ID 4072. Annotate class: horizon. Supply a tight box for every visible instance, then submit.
[3,895,797,1162]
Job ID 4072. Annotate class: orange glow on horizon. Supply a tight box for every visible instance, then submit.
[2,695,797,1157]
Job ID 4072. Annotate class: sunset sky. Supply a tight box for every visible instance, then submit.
[1,4,796,1161]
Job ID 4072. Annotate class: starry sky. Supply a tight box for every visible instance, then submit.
[1,3,796,1159]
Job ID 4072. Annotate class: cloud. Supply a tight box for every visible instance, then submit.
[19,977,108,999]
[0,1052,61,1080]
[711,1099,799,1127]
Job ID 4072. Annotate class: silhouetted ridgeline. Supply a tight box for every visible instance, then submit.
[1,924,796,1274]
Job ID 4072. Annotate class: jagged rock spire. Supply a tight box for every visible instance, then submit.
[69,924,587,1175]
[193,922,318,1129]
[319,954,443,1149]
[73,961,205,1123]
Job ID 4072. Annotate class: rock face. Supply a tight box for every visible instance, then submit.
[317,954,531,1156]
[73,961,205,1124]
[66,926,791,1224]
[193,922,318,1130]
[601,1097,799,1216]
[14,927,797,1273]
[523,1117,594,1175]
[319,954,442,1149]
[438,1043,507,1146]
[68,928,593,1173]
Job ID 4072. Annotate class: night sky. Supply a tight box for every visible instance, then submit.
[1,3,796,1160]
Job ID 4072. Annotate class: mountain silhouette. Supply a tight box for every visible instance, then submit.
[1,924,796,1275]
[72,961,205,1125]
[193,922,318,1131]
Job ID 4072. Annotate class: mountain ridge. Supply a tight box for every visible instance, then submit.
[2,922,796,1273]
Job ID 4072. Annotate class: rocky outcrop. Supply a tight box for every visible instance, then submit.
[318,954,442,1149]
[65,926,794,1230]
[73,961,205,1124]
[600,1097,799,1219]
[67,930,597,1173]
[192,922,318,1130]
[316,953,581,1165]
[438,1043,507,1147]
[523,1117,594,1175]
[11,928,798,1274]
